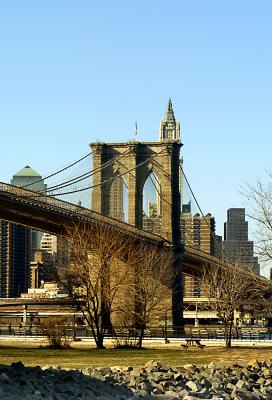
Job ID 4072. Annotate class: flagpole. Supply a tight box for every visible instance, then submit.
[135,121,138,139]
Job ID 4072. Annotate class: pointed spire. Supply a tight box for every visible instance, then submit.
[159,98,180,142]
[164,98,176,122]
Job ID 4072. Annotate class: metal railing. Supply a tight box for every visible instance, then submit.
[2,324,272,342]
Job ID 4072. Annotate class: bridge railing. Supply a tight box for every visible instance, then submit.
[0,182,167,244]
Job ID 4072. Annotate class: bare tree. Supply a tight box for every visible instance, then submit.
[57,222,134,349]
[243,173,272,264]
[126,244,174,349]
[201,260,269,347]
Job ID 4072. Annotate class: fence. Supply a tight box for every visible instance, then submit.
[2,324,272,342]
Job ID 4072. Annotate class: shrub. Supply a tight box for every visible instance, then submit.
[40,317,72,349]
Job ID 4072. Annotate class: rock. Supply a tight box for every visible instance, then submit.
[152,386,165,395]
[178,388,190,397]
[256,377,265,385]
[186,380,202,392]
[261,367,272,378]
[236,379,250,389]
[226,382,236,391]
[0,372,10,383]
[123,366,133,372]
[0,357,272,399]
[264,377,272,386]
[138,381,152,393]
[174,371,185,381]
[248,372,260,382]
[149,371,165,383]
[234,388,259,399]
[144,360,161,369]
[183,364,200,374]
[247,359,261,368]
[200,377,212,389]
[164,389,179,398]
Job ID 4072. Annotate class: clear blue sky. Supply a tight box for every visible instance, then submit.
[0,1,272,246]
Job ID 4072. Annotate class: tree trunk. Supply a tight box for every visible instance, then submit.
[95,330,106,349]
[100,260,112,333]
[137,326,145,349]
[225,321,233,348]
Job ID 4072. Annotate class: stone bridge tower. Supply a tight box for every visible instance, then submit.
[90,99,184,327]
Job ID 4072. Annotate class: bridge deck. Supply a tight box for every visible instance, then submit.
[0,182,268,282]
[0,182,167,245]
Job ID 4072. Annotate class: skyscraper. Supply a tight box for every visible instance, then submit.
[0,166,46,297]
[0,222,31,297]
[109,176,125,221]
[223,208,260,274]
[180,203,216,256]
[11,166,47,260]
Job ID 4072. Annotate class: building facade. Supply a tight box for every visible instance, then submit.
[40,233,57,256]
[180,203,216,256]
[11,165,47,259]
[108,176,125,221]
[0,166,46,297]
[0,222,31,297]
[142,202,162,235]
[223,208,260,273]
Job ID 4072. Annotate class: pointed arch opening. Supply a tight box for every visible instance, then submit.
[142,171,162,234]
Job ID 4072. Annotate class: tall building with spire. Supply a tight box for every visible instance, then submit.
[0,166,46,297]
[159,98,180,141]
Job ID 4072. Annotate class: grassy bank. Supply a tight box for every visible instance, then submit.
[0,345,271,369]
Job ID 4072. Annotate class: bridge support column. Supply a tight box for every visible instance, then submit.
[171,249,184,333]
[90,140,184,332]
[169,144,184,333]
[91,144,104,214]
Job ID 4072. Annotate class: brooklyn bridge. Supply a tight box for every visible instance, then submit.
[0,100,266,327]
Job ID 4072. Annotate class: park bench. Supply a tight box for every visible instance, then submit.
[12,327,23,336]
[182,338,206,349]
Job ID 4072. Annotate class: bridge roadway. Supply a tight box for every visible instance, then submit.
[0,182,266,279]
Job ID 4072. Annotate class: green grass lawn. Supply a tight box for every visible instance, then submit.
[0,346,272,369]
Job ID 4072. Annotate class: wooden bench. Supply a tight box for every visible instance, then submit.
[185,338,206,349]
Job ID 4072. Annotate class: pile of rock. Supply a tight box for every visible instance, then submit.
[0,359,271,399]
[84,359,272,399]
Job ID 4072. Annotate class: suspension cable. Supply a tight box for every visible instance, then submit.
[32,148,168,197]
[22,151,94,188]
[148,174,171,207]
[45,148,133,193]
